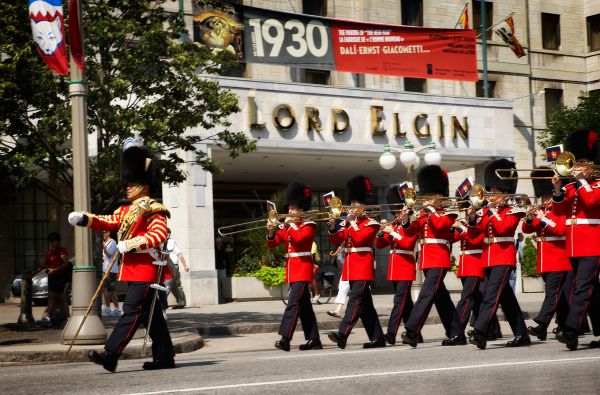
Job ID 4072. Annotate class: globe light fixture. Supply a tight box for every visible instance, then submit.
[424,150,442,165]
[378,140,441,181]
[379,144,397,169]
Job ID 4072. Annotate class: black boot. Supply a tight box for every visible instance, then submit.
[384,333,396,345]
[275,336,291,352]
[556,328,578,350]
[527,325,547,341]
[441,334,467,346]
[299,339,322,350]
[88,350,119,373]
[401,331,418,348]
[506,335,532,347]
[142,359,175,370]
[363,338,386,349]
[468,329,487,350]
[327,331,347,349]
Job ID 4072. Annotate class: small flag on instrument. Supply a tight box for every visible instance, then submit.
[494,16,526,58]
[545,144,563,163]
[456,177,474,198]
[322,191,335,208]
[266,200,276,213]
[397,182,413,197]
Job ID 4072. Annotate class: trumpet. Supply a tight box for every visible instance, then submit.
[468,183,529,208]
[495,151,600,180]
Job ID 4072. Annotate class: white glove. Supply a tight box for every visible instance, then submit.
[68,212,84,226]
[117,241,129,254]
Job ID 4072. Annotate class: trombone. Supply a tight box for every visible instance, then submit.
[217,209,323,236]
[495,151,600,180]
[468,183,529,208]
[403,188,462,209]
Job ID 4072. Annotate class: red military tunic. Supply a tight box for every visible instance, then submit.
[329,216,379,281]
[552,179,600,257]
[469,206,525,268]
[86,196,169,282]
[414,207,457,270]
[521,208,571,273]
[375,220,419,281]
[451,224,485,278]
[266,221,316,283]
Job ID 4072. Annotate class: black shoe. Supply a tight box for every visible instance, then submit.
[589,340,600,348]
[363,338,386,349]
[467,329,475,337]
[552,326,562,335]
[506,335,532,347]
[384,333,396,345]
[527,325,547,341]
[142,359,175,370]
[417,333,424,344]
[485,329,503,341]
[299,339,322,351]
[441,334,467,346]
[274,337,291,352]
[556,329,578,350]
[401,331,418,348]
[468,330,487,350]
[328,331,347,349]
[88,350,118,373]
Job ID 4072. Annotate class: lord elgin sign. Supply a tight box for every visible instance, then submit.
[248,96,469,141]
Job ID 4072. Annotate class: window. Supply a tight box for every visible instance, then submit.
[291,68,330,85]
[473,1,494,40]
[588,14,600,52]
[221,63,246,78]
[542,13,561,50]
[13,188,50,273]
[404,78,426,93]
[303,0,327,16]
[352,73,365,88]
[544,88,563,122]
[401,0,423,26]
[476,80,496,98]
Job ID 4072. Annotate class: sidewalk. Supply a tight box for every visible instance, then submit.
[0,292,546,364]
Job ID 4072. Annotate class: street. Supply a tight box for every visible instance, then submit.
[2,327,599,394]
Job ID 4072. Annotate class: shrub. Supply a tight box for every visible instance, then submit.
[253,265,286,287]
[520,237,538,277]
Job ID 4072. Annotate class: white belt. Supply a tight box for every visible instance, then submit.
[420,238,449,245]
[535,236,566,242]
[390,249,413,255]
[285,251,312,258]
[345,247,373,253]
[460,249,483,256]
[566,219,600,225]
[484,237,514,244]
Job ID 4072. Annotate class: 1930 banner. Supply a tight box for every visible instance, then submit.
[194,3,477,82]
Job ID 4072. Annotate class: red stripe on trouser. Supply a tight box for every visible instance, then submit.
[487,267,510,329]
[460,279,478,322]
[568,275,575,304]
[417,270,444,334]
[392,283,410,335]
[545,272,565,327]
[118,284,150,354]
[343,282,367,336]
[288,283,306,339]
[576,260,600,331]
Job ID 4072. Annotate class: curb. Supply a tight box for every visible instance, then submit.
[0,332,204,364]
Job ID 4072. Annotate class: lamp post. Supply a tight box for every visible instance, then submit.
[379,140,441,181]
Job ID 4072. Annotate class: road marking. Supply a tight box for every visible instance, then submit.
[124,355,600,394]
[260,346,412,359]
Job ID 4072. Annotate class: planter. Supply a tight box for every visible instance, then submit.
[444,271,462,292]
[221,276,282,300]
[522,276,544,293]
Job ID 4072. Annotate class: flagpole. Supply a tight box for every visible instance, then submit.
[62,0,107,346]
[480,0,489,98]
[475,11,515,39]
[454,2,469,29]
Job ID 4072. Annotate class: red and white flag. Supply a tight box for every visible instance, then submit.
[494,16,526,58]
[29,0,69,74]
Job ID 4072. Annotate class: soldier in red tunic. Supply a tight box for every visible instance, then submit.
[522,168,572,341]
[467,159,530,349]
[375,185,420,345]
[401,166,466,347]
[267,183,321,352]
[553,129,600,350]
[327,176,385,349]
[68,144,174,372]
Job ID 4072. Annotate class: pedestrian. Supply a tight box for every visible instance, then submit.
[68,141,175,372]
[310,241,321,303]
[327,248,349,318]
[38,232,70,326]
[327,176,385,349]
[268,182,321,351]
[510,233,524,290]
[401,166,466,348]
[159,228,190,315]
[467,159,531,349]
[101,230,121,317]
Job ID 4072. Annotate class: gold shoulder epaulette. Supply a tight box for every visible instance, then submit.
[146,199,171,218]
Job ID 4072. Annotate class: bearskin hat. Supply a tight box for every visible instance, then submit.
[346,175,374,205]
[530,167,554,198]
[120,146,161,194]
[484,158,517,194]
[285,182,312,212]
[565,129,599,164]
[386,184,405,205]
[417,165,449,197]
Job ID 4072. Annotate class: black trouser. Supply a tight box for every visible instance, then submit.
[556,270,591,333]
[339,280,384,341]
[106,282,174,362]
[456,276,482,330]
[565,256,600,332]
[278,281,319,341]
[589,278,600,336]
[405,268,463,337]
[474,265,527,336]
[534,271,568,328]
[386,280,413,338]
[471,276,501,335]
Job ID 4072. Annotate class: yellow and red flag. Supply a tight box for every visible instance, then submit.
[457,4,469,29]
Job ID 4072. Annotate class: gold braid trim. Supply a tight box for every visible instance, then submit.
[118,197,170,242]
